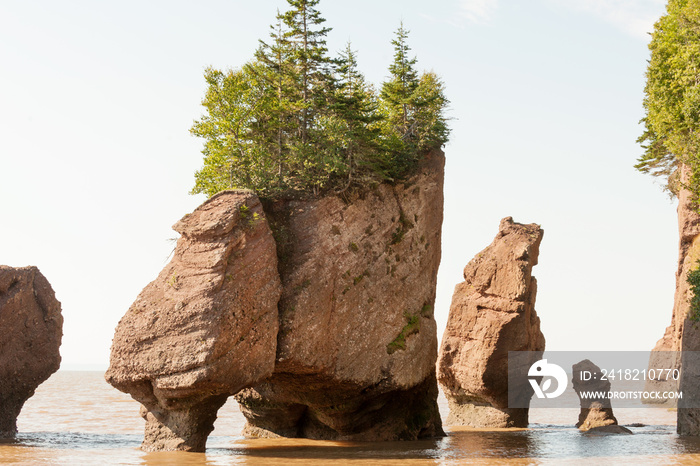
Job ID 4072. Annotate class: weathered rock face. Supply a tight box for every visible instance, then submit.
[106,191,281,451]
[437,217,545,428]
[647,167,699,406]
[572,359,618,431]
[236,149,446,441]
[0,266,62,437]
[645,166,700,434]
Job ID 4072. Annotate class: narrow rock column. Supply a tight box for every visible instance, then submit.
[437,217,545,428]
[571,359,618,431]
[140,395,229,452]
[0,266,63,438]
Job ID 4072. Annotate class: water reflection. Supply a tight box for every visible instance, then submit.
[6,372,700,465]
[441,429,535,460]
[225,437,442,463]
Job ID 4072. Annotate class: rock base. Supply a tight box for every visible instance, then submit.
[445,399,528,428]
[140,395,228,452]
[238,374,444,441]
[576,403,618,431]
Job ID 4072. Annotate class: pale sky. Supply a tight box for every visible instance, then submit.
[0,0,673,369]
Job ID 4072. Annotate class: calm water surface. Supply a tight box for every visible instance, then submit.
[2,371,700,465]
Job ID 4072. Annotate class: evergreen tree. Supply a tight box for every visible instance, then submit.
[380,22,420,142]
[279,0,338,193]
[189,2,449,200]
[190,66,278,197]
[412,71,450,153]
[379,23,449,177]
[251,13,296,189]
[331,43,388,190]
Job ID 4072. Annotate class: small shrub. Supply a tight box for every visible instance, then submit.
[688,262,700,321]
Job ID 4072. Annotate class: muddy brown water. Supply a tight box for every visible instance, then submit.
[2,371,700,465]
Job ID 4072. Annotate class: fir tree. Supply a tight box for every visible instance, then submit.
[279,0,337,193]
[332,43,387,190]
[380,22,420,141]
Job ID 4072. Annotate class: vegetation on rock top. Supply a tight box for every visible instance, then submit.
[190,0,449,200]
[637,0,700,201]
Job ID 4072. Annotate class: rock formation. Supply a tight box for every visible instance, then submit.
[106,191,282,451]
[437,217,545,428]
[644,166,700,434]
[107,149,446,449]
[583,425,633,435]
[572,359,618,431]
[0,266,63,437]
[646,168,699,405]
[236,149,445,441]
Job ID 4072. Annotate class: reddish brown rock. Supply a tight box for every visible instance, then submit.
[0,266,62,437]
[437,217,545,428]
[678,167,700,434]
[105,190,281,451]
[236,149,446,440]
[645,166,700,433]
[572,359,618,431]
[647,166,698,405]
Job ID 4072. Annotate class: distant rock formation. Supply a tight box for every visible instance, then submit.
[572,359,618,431]
[0,266,63,437]
[437,217,545,428]
[107,149,446,450]
[106,191,282,451]
[237,149,445,441]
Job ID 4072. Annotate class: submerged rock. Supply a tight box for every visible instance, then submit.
[0,266,62,437]
[572,359,618,431]
[106,191,281,451]
[236,149,446,441]
[437,217,545,428]
[583,425,633,435]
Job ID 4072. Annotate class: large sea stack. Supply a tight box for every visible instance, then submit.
[107,149,446,450]
[0,266,63,437]
[437,217,545,428]
[236,148,445,441]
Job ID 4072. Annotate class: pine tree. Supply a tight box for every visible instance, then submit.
[331,43,387,190]
[380,22,420,141]
[279,0,337,193]
[251,13,296,189]
[412,71,450,153]
[280,0,333,143]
